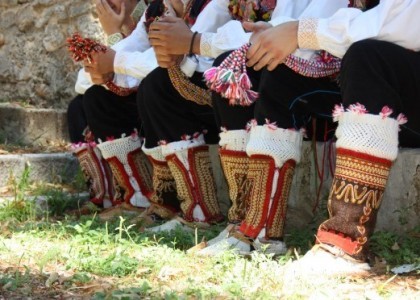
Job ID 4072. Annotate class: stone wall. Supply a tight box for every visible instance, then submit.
[0,0,104,108]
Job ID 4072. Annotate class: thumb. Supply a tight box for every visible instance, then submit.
[242,21,257,32]
[120,2,126,18]
[160,15,179,23]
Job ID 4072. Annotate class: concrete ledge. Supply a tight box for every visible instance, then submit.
[0,152,78,187]
[1,144,419,232]
[0,103,69,145]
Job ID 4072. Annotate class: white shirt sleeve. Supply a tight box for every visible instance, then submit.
[269,0,310,27]
[298,0,420,58]
[112,13,158,80]
[75,69,93,94]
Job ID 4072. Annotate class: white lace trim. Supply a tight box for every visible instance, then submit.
[200,32,214,57]
[219,129,250,152]
[335,112,399,160]
[246,125,303,168]
[142,144,165,162]
[298,18,320,50]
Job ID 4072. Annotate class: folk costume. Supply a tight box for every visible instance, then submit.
[209,0,420,275]
[287,0,420,276]
[138,0,235,231]
[68,1,160,211]
[191,0,347,255]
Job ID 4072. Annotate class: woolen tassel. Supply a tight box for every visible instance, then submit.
[203,43,258,106]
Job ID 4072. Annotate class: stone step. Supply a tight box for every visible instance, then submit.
[0,103,69,145]
[0,152,79,187]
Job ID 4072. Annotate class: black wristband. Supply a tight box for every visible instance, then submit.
[188,31,198,57]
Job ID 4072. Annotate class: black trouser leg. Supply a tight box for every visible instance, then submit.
[137,67,219,148]
[67,94,87,143]
[82,85,140,142]
[340,39,420,147]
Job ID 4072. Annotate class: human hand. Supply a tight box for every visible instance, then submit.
[83,48,116,75]
[95,0,126,35]
[245,21,298,71]
[89,71,114,85]
[168,0,184,18]
[148,16,193,56]
[154,51,183,68]
[242,21,272,33]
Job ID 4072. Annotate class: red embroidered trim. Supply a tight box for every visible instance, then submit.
[107,156,134,205]
[127,148,153,197]
[239,154,276,239]
[337,148,392,167]
[218,148,249,158]
[317,229,359,256]
[165,152,196,221]
[265,159,296,234]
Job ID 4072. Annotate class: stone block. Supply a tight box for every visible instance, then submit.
[0,153,78,187]
[0,104,69,145]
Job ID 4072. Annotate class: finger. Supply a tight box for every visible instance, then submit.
[148,29,166,40]
[252,53,273,71]
[246,42,264,66]
[96,0,105,14]
[153,45,170,56]
[242,21,256,32]
[119,1,126,17]
[149,37,167,48]
[159,16,179,23]
[149,21,171,32]
[102,0,115,15]
[267,57,283,71]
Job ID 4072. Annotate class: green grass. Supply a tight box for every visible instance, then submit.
[0,177,419,299]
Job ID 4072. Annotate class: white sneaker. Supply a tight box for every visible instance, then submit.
[284,245,370,280]
[197,235,252,256]
[253,238,287,255]
[206,224,236,246]
[145,218,190,233]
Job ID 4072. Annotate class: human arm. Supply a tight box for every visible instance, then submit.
[298,0,420,57]
[148,0,233,58]
[247,0,420,71]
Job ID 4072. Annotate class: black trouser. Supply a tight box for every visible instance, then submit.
[212,53,340,142]
[82,85,141,142]
[340,40,420,147]
[137,67,219,149]
[213,40,420,147]
[67,94,87,143]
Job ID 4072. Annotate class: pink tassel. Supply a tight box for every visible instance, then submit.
[332,104,345,122]
[379,106,393,119]
[204,43,259,107]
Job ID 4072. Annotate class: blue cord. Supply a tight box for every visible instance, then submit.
[289,89,340,129]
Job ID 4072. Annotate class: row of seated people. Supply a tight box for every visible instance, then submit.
[67,0,420,277]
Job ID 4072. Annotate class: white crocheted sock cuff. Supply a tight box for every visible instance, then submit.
[97,135,142,163]
[246,125,303,168]
[142,144,165,162]
[335,112,399,160]
[161,134,205,189]
[219,129,250,152]
[161,134,205,157]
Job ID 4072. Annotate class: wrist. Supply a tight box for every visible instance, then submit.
[188,31,199,56]
[192,33,201,55]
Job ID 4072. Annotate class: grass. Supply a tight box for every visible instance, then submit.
[0,173,419,299]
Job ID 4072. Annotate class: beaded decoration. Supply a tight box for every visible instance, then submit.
[67,33,137,97]
[204,44,341,106]
[168,65,212,106]
[204,43,258,106]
